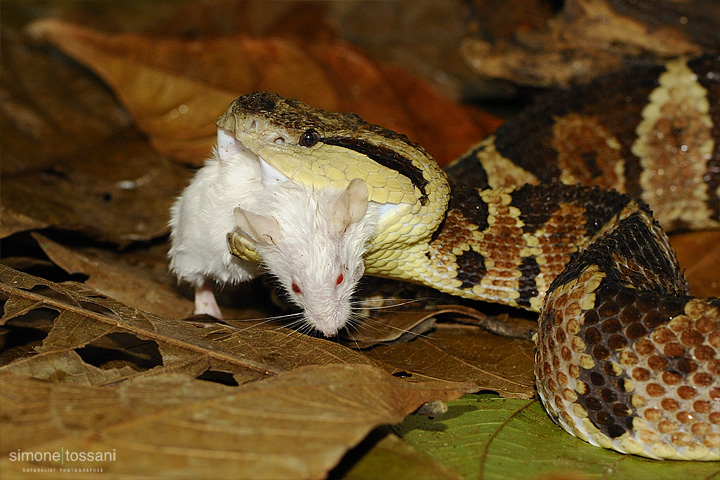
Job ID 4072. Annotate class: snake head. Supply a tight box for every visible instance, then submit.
[216,93,450,250]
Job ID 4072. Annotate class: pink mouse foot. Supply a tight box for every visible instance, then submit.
[194,281,223,319]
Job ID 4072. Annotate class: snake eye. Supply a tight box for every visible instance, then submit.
[299,129,319,147]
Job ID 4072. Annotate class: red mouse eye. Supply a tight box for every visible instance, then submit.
[291,282,302,294]
[336,273,344,285]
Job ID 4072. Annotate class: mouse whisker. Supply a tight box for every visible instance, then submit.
[350,297,434,311]
[344,310,436,341]
[227,311,304,322]
[218,311,303,333]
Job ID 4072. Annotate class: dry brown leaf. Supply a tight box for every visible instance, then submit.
[0,207,49,240]
[669,230,720,299]
[0,364,472,480]
[0,264,379,386]
[365,324,535,399]
[342,279,474,347]
[25,18,499,166]
[1,130,191,244]
[30,232,193,319]
[462,0,718,87]
[376,64,502,166]
[0,31,130,175]
[4,27,189,245]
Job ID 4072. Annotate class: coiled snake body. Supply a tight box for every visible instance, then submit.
[220,55,720,460]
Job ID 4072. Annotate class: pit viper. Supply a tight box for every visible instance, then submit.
[220,55,720,461]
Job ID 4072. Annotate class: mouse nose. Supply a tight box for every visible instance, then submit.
[306,304,351,338]
[317,325,339,338]
[311,316,341,337]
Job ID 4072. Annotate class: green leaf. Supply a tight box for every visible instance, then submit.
[393,394,720,480]
[341,431,461,480]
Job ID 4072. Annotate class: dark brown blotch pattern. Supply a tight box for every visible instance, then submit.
[535,207,720,457]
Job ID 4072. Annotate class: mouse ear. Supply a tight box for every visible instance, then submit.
[216,127,243,166]
[233,207,283,246]
[332,178,368,235]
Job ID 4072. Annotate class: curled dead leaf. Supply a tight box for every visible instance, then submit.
[25,18,499,166]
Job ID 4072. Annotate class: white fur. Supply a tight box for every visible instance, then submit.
[168,128,269,316]
[234,179,378,336]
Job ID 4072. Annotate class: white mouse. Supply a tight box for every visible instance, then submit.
[233,178,379,337]
[168,127,266,318]
[170,125,379,334]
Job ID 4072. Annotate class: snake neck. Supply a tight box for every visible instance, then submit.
[364,182,673,314]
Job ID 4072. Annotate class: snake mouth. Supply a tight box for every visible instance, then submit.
[218,120,294,188]
[258,155,291,187]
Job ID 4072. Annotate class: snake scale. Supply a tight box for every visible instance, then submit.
[219,55,720,460]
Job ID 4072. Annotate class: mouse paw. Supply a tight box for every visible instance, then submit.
[194,281,223,319]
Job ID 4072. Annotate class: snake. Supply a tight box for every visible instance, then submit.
[218,54,720,461]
